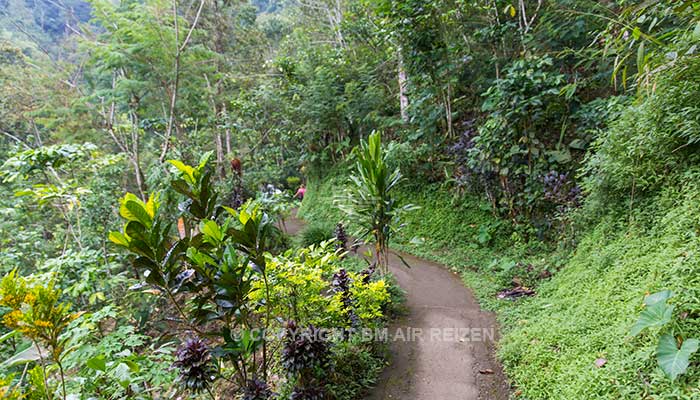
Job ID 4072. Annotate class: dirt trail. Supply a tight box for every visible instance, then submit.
[284,215,509,400]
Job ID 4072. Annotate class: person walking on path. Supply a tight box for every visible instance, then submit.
[295,185,306,200]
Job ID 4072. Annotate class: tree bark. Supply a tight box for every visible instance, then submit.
[215,131,225,177]
[223,103,232,155]
[398,49,409,123]
[129,108,147,199]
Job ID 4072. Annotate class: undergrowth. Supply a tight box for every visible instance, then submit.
[299,166,700,399]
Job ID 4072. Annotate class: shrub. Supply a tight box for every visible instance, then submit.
[464,56,571,219]
[173,337,217,392]
[250,241,391,329]
[337,131,416,274]
[325,340,385,399]
[286,176,302,189]
[0,270,79,399]
[108,156,393,397]
[583,57,700,205]
[298,223,335,247]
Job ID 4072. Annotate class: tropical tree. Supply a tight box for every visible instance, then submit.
[337,131,415,274]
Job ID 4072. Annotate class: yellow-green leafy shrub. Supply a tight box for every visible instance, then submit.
[251,240,391,329]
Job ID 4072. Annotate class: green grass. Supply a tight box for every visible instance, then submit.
[297,221,336,247]
[299,167,700,399]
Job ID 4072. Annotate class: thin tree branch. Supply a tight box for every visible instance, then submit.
[180,0,206,52]
[0,131,31,149]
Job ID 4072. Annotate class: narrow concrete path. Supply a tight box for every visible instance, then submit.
[285,214,509,400]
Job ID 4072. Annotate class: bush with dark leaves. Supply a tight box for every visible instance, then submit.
[282,321,330,375]
[359,264,375,284]
[448,119,478,164]
[332,269,358,327]
[243,378,276,400]
[543,171,581,207]
[331,269,352,295]
[334,223,347,253]
[291,385,326,400]
[173,337,217,392]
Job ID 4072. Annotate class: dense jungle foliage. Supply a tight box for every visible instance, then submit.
[1,0,700,398]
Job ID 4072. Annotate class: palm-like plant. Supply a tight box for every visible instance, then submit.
[337,131,415,274]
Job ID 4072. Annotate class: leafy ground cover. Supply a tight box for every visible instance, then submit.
[300,167,700,399]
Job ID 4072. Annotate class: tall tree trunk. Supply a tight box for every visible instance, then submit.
[444,83,453,138]
[102,72,146,199]
[129,109,147,199]
[223,103,232,155]
[211,1,231,173]
[398,49,409,123]
[215,130,225,177]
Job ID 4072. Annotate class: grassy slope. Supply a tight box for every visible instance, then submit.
[298,168,700,399]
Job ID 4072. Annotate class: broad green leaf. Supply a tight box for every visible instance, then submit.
[167,160,196,184]
[239,203,256,225]
[657,334,699,380]
[222,206,237,216]
[546,149,572,164]
[197,151,213,170]
[122,359,140,373]
[112,362,132,389]
[14,189,33,197]
[123,200,153,228]
[171,179,195,198]
[187,247,217,268]
[632,27,641,40]
[118,193,142,221]
[644,290,674,306]
[145,192,159,218]
[631,300,673,336]
[124,220,147,242]
[201,220,223,243]
[86,355,107,372]
[637,41,645,73]
[89,291,106,305]
[108,231,130,247]
[3,345,46,367]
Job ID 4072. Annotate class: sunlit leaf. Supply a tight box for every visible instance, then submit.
[86,355,107,372]
[108,231,130,247]
[631,298,673,336]
[656,334,699,380]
